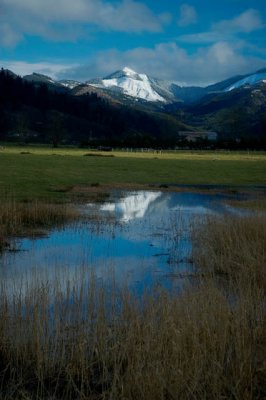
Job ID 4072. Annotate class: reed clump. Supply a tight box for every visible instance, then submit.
[0,201,79,250]
[193,213,266,286]
[0,213,265,399]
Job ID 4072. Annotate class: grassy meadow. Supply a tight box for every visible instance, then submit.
[0,145,265,201]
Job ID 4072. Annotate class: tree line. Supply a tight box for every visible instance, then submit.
[0,69,179,148]
[1,69,265,149]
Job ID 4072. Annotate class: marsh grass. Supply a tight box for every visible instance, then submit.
[0,201,79,250]
[227,198,266,211]
[192,213,266,285]
[0,214,265,399]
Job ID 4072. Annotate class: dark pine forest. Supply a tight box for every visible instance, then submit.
[0,69,181,148]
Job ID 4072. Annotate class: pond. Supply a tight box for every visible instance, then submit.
[0,190,245,295]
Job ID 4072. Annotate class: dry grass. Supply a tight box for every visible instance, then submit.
[193,213,266,285]
[0,201,79,250]
[0,213,265,399]
[3,145,266,161]
[227,198,266,211]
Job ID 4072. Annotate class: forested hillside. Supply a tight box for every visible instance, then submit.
[0,69,183,148]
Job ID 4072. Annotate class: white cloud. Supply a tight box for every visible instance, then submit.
[0,0,164,47]
[58,41,266,86]
[0,60,77,78]
[2,40,266,86]
[177,4,197,27]
[205,42,240,65]
[178,31,225,44]
[178,9,264,44]
[0,24,22,47]
[214,9,263,33]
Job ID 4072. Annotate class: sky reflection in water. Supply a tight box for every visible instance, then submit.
[0,191,240,294]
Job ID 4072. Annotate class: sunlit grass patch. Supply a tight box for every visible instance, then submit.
[0,145,266,201]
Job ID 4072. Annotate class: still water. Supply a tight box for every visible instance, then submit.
[0,191,242,293]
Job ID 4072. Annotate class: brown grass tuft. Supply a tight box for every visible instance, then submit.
[0,201,79,250]
[0,213,265,399]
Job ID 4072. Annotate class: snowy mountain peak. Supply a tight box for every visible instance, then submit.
[88,67,166,102]
[122,66,138,76]
[103,67,141,81]
[225,72,266,92]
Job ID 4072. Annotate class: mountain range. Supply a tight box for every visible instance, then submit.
[23,66,266,105]
[1,65,266,148]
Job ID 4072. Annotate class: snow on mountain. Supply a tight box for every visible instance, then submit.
[88,67,166,102]
[225,72,266,92]
[21,67,266,105]
[58,80,82,89]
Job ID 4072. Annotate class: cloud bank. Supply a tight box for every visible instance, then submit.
[2,39,266,87]
[57,41,266,86]
[0,60,77,79]
[178,9,264,44]
[0,0,165,47]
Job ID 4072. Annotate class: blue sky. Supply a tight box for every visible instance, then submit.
[0,0,266,86]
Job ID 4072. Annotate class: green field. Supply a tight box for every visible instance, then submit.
[0,145,265,200]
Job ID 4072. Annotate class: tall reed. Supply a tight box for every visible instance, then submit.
[0,200,78,250]
[192,213,266,286]
[0,213,265,399]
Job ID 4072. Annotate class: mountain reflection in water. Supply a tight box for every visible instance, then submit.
[0,191,243,294]
[100,191,162,222]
